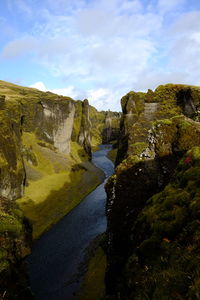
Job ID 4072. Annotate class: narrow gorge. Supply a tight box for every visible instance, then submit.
[0,81,200,300]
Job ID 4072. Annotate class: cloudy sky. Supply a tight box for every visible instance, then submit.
[0,0,200,111]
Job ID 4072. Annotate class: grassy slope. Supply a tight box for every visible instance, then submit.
[76,246,107,300]
[107,148,117,164]
[0,80,105,240]
[17,132,104,239]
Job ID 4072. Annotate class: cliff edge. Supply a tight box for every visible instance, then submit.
[105,84,200,299]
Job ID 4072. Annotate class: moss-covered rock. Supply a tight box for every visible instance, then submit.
[116,83,200,164]
[101,111,121,144]
[122,147,200,299]
[105,83,200,299]
[0,196,32,299]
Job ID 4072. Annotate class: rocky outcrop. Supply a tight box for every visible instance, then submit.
[88,107,121,150]
[0,196,33,299]
[0,102,25,201]
[101,111,121,144]
[39,97,75,154]
[105,84,200,299]
[121,147,200,299]
[78,99,92,158]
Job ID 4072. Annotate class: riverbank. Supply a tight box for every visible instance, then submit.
[26,145,114,300]
[75,234,107,300]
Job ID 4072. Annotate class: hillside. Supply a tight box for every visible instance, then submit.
[0,80,120,299]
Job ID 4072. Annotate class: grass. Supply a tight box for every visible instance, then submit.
[107,148,117,164]
[76,247,106,300]
[18,132,103,239]
[18,166,102,239]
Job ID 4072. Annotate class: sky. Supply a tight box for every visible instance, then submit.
[0,0,200,111]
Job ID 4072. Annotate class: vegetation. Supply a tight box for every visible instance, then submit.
[76,247,106,300]
[105,83,200,300]
[107,148,118,164]
[17,132,103,239]
[124,147,200,299]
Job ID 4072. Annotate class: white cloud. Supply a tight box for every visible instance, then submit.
[30,81,79,100]
[170,11,200,35]
[51,86,78,98]
[86,88,123,111]
[2,0,200,111]
[30,81,47,91]
[1,37,38,59]
[29,81,122,111]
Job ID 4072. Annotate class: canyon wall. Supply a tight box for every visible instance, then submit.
[101,111,121,144]
[105,84,200,299]
[0,80,120,299]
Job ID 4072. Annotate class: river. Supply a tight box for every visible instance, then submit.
[26,145,114,300]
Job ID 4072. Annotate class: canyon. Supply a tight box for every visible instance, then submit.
[0,81,199,300]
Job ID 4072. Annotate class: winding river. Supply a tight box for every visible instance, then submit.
[26,145,114,300]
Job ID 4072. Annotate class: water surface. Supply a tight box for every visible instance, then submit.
[26,145,114,300]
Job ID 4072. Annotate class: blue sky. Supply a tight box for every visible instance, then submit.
[0,0,200,111]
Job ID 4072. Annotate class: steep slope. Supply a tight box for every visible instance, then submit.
[0,80,120,299]
[105,84,200,299]
[123,147,200,299]
[0,80,103,239]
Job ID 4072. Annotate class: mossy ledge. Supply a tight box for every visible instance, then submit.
[105,83,200,299]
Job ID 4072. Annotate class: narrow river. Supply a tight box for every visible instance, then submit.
[26,145,114,300]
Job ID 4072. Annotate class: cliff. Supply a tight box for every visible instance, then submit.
[89,107,121,150]
[101,111,121,144]
[105,84,200,299]
[0,80,120,299]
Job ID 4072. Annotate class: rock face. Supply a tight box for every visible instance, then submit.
[40,98,75,154]
[78,99,92,158]
[0,196,33,299]
[0,80,119,299]
[105,84,200,299]
[101,111,121,144]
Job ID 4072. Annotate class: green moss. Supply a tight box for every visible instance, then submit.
[18,133,103,239]
[17,165,102,239]
[129,142,148,157]
[89,107,106,149]
[124,146,200,299]
[72,101,83,142]
[153,118,173,126]
[116,155,142,175]
[76,247,106,300]
[0,211,22,237]
[107,148,117,164]
[0,249,7,260]
[0,260,10,272]
[22,132,54,175]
